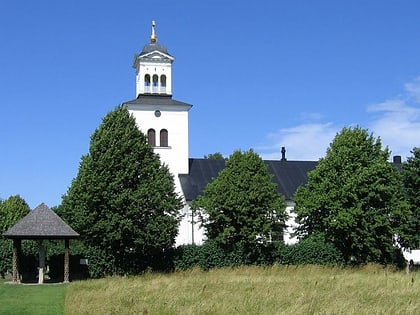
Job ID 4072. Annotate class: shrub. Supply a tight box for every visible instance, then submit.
[274,234,345,265]
[0,238,13,278]
[175,241,229,270]
[198,240,228,270]
[174,244,201,270]
[175,241,276,270]
[72,242,115,278]
[47,240,114,279]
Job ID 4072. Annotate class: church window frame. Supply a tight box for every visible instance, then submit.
[144,74,151,93]
[160,129,168,147]
[152,75,159,93]
[147,129,156,147]
[160,75,167,93]
[144,74,151,86]
[152,75,159,86]
[160,75,166,87]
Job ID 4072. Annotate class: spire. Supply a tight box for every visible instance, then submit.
[150,20,157,43]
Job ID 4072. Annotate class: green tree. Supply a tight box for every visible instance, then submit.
[204,152,225,160]
[0,195,30,277]
[193,149,286,251]
[0,195,30,234]
[57,106,183,274]
[294,126,410,264]
[402,147,420,249]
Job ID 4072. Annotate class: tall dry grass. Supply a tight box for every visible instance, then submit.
[65,265,420,314]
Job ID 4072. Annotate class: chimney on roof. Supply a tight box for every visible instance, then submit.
[281,146,287,161]
[393,155,402,164]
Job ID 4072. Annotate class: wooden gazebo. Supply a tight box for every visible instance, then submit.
[3,203,79,284]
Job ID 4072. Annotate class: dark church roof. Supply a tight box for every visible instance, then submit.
[265,160,318,200]
[179,158,318,201]
[180,156,404,202]
[3,203,79,239]
[139,43,172,56]
[124,95,192,108]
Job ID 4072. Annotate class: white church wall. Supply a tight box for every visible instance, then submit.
[136,61,172,96]
[128,106,189,177]
[175,201,300,246]
[284,201,299,245]
[176,203,206,246]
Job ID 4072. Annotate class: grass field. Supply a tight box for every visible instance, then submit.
[1,266,419,314]
[0,279,67,315]
[65,265,420,315]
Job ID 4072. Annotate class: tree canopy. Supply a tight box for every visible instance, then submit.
[204,152,225,160]
[193,149,286,250]
[294,126,411,264]
[0,195,30,234]
[402,147,420,249]
[57,106,183,274]
[0,195,30,277]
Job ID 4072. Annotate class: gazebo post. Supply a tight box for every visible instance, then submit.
[12,239,21,284]
[38,240,46,284]
[64,239,70,283]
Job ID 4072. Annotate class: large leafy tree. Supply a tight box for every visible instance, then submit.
[0,195,30,233]
[0,195,30,277]
[193,149,286,250]
[402,147,420,249]
[58,106,183,274]
[294,126,410,264]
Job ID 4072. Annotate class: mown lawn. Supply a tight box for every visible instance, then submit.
[0,279,67,315]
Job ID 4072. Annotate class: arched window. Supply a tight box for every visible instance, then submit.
[160,129,168,147]
[147,129,156,147]
[152,75,158,93]
[144,74,151,86]
[160,75,167,93]
[144,74,151,93]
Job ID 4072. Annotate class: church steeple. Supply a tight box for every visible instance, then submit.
[127,20,192,178]
[125,22,193,245]
[150,20,157,43]
[133,20,174,97]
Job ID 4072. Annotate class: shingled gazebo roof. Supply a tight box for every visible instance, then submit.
[3,203,79,240]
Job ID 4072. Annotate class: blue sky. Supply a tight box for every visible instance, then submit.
[1,1,420,209]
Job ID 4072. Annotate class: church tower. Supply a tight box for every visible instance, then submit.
[125,21,192,187]
[133,21,174,97]
[124,21,197,246]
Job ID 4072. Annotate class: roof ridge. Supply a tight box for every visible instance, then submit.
[3,203,79,239]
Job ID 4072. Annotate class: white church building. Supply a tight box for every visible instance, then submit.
[124,21,317,246]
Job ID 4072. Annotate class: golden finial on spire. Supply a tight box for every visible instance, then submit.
[150,20,157,43]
